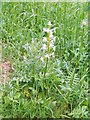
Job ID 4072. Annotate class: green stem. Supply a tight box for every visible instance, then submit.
[43,30,51,78]
[43,57,48,78]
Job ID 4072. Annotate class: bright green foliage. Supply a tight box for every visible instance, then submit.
[1,2,89,118]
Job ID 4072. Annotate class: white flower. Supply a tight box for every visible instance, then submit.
[82,20,87,26]
[41,44,47,50]
[49,31,54,39]
[81,20,88,27]
[45,54,49,59]
[49,32,56,41]
[23,56,29,64]
[43,37,47,42]
[49,40,54,48]
[53,36,56,42]
[22,12,27,15]
[50,52,54,57]
[32,38,35,43]
[43,28,51,33]
[23,56,27,60]
[23,43,30,50]
[52,27,57,32]
[48,21,52,26]
[40,57,44,63]
[53,46,56,51]
[46,72,49,76]
[49,30,56,41]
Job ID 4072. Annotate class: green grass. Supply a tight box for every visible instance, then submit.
[1,2,89,118]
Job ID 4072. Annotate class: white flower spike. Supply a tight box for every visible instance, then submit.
[48,21,52,26]
[41,44,47,50]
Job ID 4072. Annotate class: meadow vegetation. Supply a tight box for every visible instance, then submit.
[0,2,89,118]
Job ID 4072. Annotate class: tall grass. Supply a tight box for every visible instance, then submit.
[1,2,89,118]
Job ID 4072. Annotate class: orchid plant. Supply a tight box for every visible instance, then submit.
[22,21,56,83]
